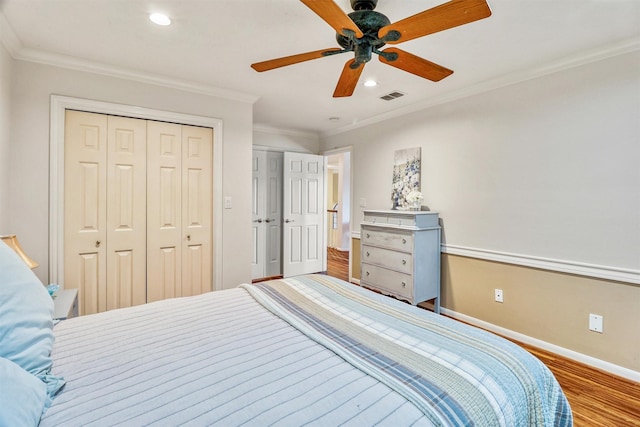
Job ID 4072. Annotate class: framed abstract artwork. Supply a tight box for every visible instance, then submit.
[391,147,421,210]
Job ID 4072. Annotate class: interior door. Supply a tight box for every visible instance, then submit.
[146,121,182,302]
[264,152,283,277]
[106,115,147,310]
[283,152,325,277]
[181,125,213,297]
[64,110,108,315]
[251,151,266,279]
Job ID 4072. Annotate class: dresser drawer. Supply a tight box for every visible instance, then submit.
[362,244,413,274]
[361,263,413,300]
[361,227,413,252]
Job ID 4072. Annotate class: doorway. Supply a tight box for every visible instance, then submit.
[324,149,351,282]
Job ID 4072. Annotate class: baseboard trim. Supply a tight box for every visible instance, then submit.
[442,244,640,285]
[441,308,640,383]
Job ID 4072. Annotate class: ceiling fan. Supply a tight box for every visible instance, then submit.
[251,0,492,98]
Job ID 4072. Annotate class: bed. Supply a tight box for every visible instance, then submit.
[0,242,572,426]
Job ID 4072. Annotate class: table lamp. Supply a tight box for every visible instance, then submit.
[0,234,39,269]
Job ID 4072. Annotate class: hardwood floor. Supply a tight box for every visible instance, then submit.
[326,251,640,427]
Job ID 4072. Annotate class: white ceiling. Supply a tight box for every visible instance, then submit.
[1,0,639,136]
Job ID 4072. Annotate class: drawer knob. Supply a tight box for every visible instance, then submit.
[366,271,370,276]
[402,238,407,244]
[95,240,101,248]
[366,233,370,239]
[401,281,407,287]
[402,259,406,265]
[366,252,370,257]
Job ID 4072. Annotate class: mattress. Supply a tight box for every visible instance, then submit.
[41,274,571,426]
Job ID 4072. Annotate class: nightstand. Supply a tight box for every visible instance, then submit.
[52,288,79,320]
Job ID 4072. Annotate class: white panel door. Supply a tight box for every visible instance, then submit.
[64,110,107,315]
[146,121,182,302]
[251,151,266,279]
[265,152,283,277]
[283,152,325,277]
[106,116,147,310]
[181,125,213,297]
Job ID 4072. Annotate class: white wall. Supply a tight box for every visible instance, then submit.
[9,60,254,288]
[253,126,320,153]
[321,50,640,272]
[0,42,11,231]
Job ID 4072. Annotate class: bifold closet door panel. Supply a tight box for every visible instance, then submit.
[147,121,183,303]
[64,110,108,315]
[65,111,148,315]
[106,115,147,311]
[181,125,213,297]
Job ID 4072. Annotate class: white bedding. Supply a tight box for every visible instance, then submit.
[41,274,571,426]
[41,286,433,426]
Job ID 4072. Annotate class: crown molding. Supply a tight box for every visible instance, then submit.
[0,11,259,105]
[321,37,640,138]
[253,123,319,140]
[0,12,22,56]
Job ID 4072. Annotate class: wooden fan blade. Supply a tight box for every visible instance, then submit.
[379,48,453,82]
[379,0,491,44]
[301,0,364,38]
[251,48,343,72]
[333,59,364,97]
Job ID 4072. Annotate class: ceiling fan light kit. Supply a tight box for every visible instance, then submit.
[251,0,492,98]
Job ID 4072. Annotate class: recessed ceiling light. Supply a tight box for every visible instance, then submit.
[150,13,171,26]
[364,80,377,87]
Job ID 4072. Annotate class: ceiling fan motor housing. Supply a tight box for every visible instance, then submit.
[336,10,390,63]
[350,0,378,11]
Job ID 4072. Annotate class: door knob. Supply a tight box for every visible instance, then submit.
[253,219,263,223]
[187,235,191,241]
[95,240,101,248]
[285,219,295,223]
[264,218,273,223]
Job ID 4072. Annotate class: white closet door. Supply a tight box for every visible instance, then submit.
[106,115,147,310]
[283,152,325,277]
[181,125,213,297]
[64,110,108,315]
[146,121,183,302]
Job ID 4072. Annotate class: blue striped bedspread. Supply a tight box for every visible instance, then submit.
[242,274,573,427]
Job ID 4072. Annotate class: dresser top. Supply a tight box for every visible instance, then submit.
[363,209,438,216]
[363,209,440,229]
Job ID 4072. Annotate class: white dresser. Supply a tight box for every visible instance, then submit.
[360,210,441,312]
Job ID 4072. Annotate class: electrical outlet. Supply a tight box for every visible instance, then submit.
[494,289,503,303]
[589,314,603,333]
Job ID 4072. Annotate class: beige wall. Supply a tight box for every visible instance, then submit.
[8,59,254,288]
[442,254,639,372]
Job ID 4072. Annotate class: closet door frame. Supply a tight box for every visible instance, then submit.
[49,95,223,291]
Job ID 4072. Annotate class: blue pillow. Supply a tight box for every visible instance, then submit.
[0,357,48,426]
[0,240,65,399]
